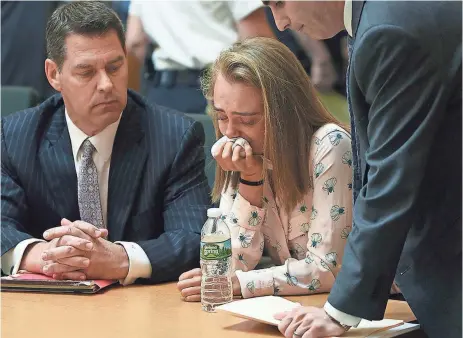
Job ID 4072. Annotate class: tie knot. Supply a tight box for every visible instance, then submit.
[81,139,96,158]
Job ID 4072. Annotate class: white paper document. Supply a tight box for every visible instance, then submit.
[216,296,420,337]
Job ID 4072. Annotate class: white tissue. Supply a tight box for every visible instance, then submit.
[211,136,248,157]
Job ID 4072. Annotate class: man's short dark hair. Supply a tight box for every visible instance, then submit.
[46,1,125,70]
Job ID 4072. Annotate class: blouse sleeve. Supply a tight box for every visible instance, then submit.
[219,187,266,273]
[236,128,353,298]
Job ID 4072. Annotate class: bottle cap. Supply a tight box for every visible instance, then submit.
[207,208,222,218]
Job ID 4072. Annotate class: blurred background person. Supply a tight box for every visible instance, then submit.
[125,0,275,114]
[1,1,58,100]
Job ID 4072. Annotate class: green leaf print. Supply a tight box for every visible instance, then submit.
[305,253,314,265]
[284,272,298,286]
[248,211,262,226]
[299,204,308,213]
[329,133,343,146]
[311,233,322,248]
[315,163,325,178]
[229,212,238,224]
[300,222,311,233]
[308,279,321,292]
[325,252,337,267]
[342,151,352,167]
[322,177,337,194]
[320,260,330,270]
[238,233,252,248]
[271,241,282,252]
[246,281,255,294]
[341,227,351,239]
[330,205,345,221]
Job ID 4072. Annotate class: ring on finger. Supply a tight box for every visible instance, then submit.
[232,138,249,150]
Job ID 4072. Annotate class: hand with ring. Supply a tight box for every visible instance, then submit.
[274,306,347,338]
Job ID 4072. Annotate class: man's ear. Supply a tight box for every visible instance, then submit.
[45,59,62,92]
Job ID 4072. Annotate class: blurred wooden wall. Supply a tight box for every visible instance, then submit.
[127,52,141,92]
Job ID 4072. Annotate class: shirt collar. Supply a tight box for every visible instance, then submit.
[344,0,353,37]
[65,109,122,163]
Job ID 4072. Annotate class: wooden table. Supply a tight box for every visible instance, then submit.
[1,283,417,338]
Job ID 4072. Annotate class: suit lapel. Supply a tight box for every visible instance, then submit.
[107,99,147,241]
[39,106,80,221]
[351,0,366,38]
[347,0,366,202]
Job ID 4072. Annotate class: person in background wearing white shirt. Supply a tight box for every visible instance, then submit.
[125,0,275,114]
[1,1,211,286]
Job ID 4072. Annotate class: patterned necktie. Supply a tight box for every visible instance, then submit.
[77,139,105,229]
[346,36,362,204]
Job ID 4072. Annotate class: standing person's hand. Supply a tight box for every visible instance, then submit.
[274,307,347,338]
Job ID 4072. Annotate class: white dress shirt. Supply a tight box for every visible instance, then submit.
[322,0,362,328]
[1,111,152,285]
[129,0,263,70]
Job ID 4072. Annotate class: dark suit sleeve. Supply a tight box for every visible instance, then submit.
[137,120,210,283]
[328,26,457,319]
[1,121,34,256]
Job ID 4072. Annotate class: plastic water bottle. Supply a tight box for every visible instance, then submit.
[200,208,233,312]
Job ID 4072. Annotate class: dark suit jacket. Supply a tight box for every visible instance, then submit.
[1,90,211,284]
[328,2,462,337]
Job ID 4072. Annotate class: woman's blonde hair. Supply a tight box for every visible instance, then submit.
[202,37,349,213]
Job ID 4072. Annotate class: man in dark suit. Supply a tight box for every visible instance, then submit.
[265,1,462,338]
[1,1,210,286]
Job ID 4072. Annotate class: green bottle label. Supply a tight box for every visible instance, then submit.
[200,238,232,260]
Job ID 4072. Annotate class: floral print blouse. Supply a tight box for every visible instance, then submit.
[219,123,353,298]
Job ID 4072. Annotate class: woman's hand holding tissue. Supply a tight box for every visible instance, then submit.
[211,136,263,181]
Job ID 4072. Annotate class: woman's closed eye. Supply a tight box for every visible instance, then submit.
[240,117,257,126]
[216,113,228,121]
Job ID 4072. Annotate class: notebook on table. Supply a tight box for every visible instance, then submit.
[216,296,420,338]
[0,272,116,294]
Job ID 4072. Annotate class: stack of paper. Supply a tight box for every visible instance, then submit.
[216,296,420,337]
[1,272,116,294]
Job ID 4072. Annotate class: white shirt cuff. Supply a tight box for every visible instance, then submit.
[115,241,152,286]
[324,301,362,327]
[1,238,45,275]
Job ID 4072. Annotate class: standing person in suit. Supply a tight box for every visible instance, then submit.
[264,1,462,338]
[1,1,211,286]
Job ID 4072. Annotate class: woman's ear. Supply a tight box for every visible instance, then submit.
[45,59,62,92]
